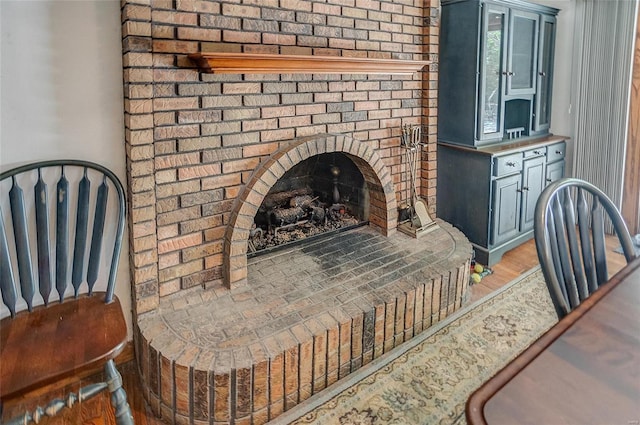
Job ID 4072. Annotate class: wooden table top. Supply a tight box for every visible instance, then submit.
[466,257,640,425]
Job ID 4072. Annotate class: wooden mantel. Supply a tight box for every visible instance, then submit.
[188,52,430,75]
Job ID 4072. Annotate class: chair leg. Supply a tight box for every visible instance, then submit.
[105,359,134,425]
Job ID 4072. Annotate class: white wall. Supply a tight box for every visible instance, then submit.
[0,1,132,337]
[533,0,576,174]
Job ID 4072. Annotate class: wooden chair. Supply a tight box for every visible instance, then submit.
[0,160,133,425]
[534,177,637,318]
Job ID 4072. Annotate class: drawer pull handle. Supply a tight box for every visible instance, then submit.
[533,150,542,155]
[546,178,552,182]
[517,187,530,193]
[555,150,564,155]
[506,161,518,167]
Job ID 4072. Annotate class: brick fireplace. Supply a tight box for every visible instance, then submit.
[122,1,472,423]
[224,133,397,288]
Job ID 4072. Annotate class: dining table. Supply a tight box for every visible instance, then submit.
[466,256,640,425]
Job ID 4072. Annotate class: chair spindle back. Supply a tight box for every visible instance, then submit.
[534,178,636,317]
[0,160,125,318]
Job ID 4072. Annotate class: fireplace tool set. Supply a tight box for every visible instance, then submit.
[398,124,438,238]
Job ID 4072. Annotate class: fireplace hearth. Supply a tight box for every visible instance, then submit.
[122,1,452,423]
[135,132,473,423]
[137,220,472,424]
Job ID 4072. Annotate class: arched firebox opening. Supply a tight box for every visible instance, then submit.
[223,134,398,288]
[249,152,368,255]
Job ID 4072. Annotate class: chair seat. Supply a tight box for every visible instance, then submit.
[0,293,127,400]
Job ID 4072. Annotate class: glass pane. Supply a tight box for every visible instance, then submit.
[511,16,536,90]
[482,12,504,135]
[538,21,554,125]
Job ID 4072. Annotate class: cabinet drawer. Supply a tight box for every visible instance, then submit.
[523,147,546,158]
[494,153,523,176]
[546,142,566,163]
[546,160,565,184]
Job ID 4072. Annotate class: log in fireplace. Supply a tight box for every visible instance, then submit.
[249,152,367,255]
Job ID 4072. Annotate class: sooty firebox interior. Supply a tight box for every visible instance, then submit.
[249,152,368,255]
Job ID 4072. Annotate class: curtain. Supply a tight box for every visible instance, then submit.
[571,0,638,229]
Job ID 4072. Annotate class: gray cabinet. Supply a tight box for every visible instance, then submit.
[534,15,556,132]
[491,173,521,246]
[545,142,565,183]
[437,138,566,266]
[546,160,564,183]
[438,0,559,147]
[478,3,508,142]
[437,0,563,265]
[520,154,546,232]
[507,9,539,96]
[489,148,545,245]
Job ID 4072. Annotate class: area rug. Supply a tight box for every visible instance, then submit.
[269,267,557,425]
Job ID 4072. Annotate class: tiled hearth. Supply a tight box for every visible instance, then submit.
[137,222,471,423]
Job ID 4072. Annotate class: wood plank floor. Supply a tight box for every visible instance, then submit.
[469,238,540,303]
[471,235,628,303]
[1,235,629,425]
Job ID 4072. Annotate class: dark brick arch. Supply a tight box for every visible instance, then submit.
[223,134,398,288]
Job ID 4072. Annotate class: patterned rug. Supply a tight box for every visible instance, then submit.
[270,267,557,425]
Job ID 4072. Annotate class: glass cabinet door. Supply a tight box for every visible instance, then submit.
[506,10,539,95]
[478,5,508,141]
[534,14,556,131]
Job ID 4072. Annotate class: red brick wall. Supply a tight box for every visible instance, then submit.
[122,0,440,315]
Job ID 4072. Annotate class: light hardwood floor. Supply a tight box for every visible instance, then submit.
[471,235,628,303]
[469,238,541,303]
[1,235,629,425]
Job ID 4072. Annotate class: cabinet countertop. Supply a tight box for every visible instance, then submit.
[438,135,569,156]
